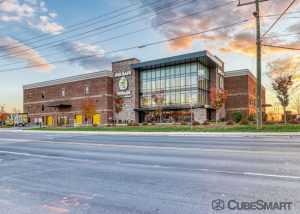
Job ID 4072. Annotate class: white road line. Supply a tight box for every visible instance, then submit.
[38,140,300,156]
[244,172,300,180]
[0,150,299,181]
[0,138,31,143]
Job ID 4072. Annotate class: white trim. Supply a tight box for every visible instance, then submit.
[24,94,113,105]
[23,70,112,90]
[225,69,256,80]
[28,109,113,116]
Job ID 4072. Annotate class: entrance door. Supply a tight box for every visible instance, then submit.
[47,116,53,126]
[93,114,101,126]
[75,114,83,126]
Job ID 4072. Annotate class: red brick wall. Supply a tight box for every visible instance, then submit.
[225,74,266,120]
[24,76,113,125]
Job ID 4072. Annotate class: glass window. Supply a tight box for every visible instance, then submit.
[191,63,197,74]
[61,88,65,97]
[84,86,89,95]
[181,92,186,104]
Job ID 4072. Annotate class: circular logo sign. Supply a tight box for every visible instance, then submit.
[118,77,128,91]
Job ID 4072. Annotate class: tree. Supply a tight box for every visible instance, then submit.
[80,98,96,124]
[210,88,228,123]
[152,90,165,123]
[271,75,293,124]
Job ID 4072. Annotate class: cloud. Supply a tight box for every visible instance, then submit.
[28,15,63,34]
[220,32,293,56]
[0,0,63,34]
[268,56,300,79]
[0,36,53,71]
[135,0,300,54]
[60,42,122,70]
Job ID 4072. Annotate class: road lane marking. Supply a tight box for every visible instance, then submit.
[0,138,31,143]
[243,172,300,180]
[0,149,298,181]
[36,140,300,157]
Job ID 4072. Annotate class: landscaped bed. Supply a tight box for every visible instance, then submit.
[29,124,300,132]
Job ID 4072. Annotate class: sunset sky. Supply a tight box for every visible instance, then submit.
[0,0,300,112]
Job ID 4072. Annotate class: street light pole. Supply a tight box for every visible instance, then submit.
[238,0,268,129]
[255,0,263,129]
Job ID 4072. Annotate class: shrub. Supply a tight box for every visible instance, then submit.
[142,122,148,126]
[180,121,188,126]
[192,121,201,126]
[240,119,249,125]
[233,112,243,123]
[289,119,300,125]
[128,122,139,127]
[202,120,210,126]
[226,120,234,125]
[248,114,256,121]
[151,122,156,126]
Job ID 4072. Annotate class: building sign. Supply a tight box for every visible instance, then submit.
[114,70,132,78]
[117,90,131,97]
[115,71,132,97]
[118,77,129,91]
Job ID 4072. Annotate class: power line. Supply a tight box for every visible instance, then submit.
[1,0,237,68]
[262,43,300,50]
[264,32,300,39]
[0,19,249,73]
[261,10,300,17]
[262,0,298,38]
[0,0,195,60]
[3,0,163,50]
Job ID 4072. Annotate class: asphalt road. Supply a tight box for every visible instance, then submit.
[0,131,299,214]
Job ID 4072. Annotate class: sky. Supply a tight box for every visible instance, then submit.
[0,0,300,112]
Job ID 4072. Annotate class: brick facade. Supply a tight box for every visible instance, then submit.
[225,70,266,120]
[23,52,265,126]
[112,58,140,123]
[23,71,113,126]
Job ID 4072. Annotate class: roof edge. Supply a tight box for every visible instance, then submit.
[23,70,112,90]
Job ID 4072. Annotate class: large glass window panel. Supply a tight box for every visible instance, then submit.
[191,74,197,87]
[161,79,165,90]
[180,77,185,88]
[181,92,186,104]
[155,79,160,90]
[176,93,180,104]
[175,77,181,89]
[186,75,191,87]
[186,92,191,104]
[191,63,197,74]
[175,65,180,77]
[171,93,176,105]
[161,67,165,78]
[151,80,155,91]
[192,90,198,104]
[166,77,170,89]
[170,78,175,89]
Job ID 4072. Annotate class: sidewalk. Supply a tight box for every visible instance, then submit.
[1,128,300,137]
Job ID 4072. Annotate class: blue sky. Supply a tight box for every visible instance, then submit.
[0,0,299,112]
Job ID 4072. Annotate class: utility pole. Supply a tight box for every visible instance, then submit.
[238,0,268,129]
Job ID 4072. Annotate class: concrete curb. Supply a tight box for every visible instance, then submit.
[1,129,300,137]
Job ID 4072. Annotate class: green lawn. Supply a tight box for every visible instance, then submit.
[29,124,300,132]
